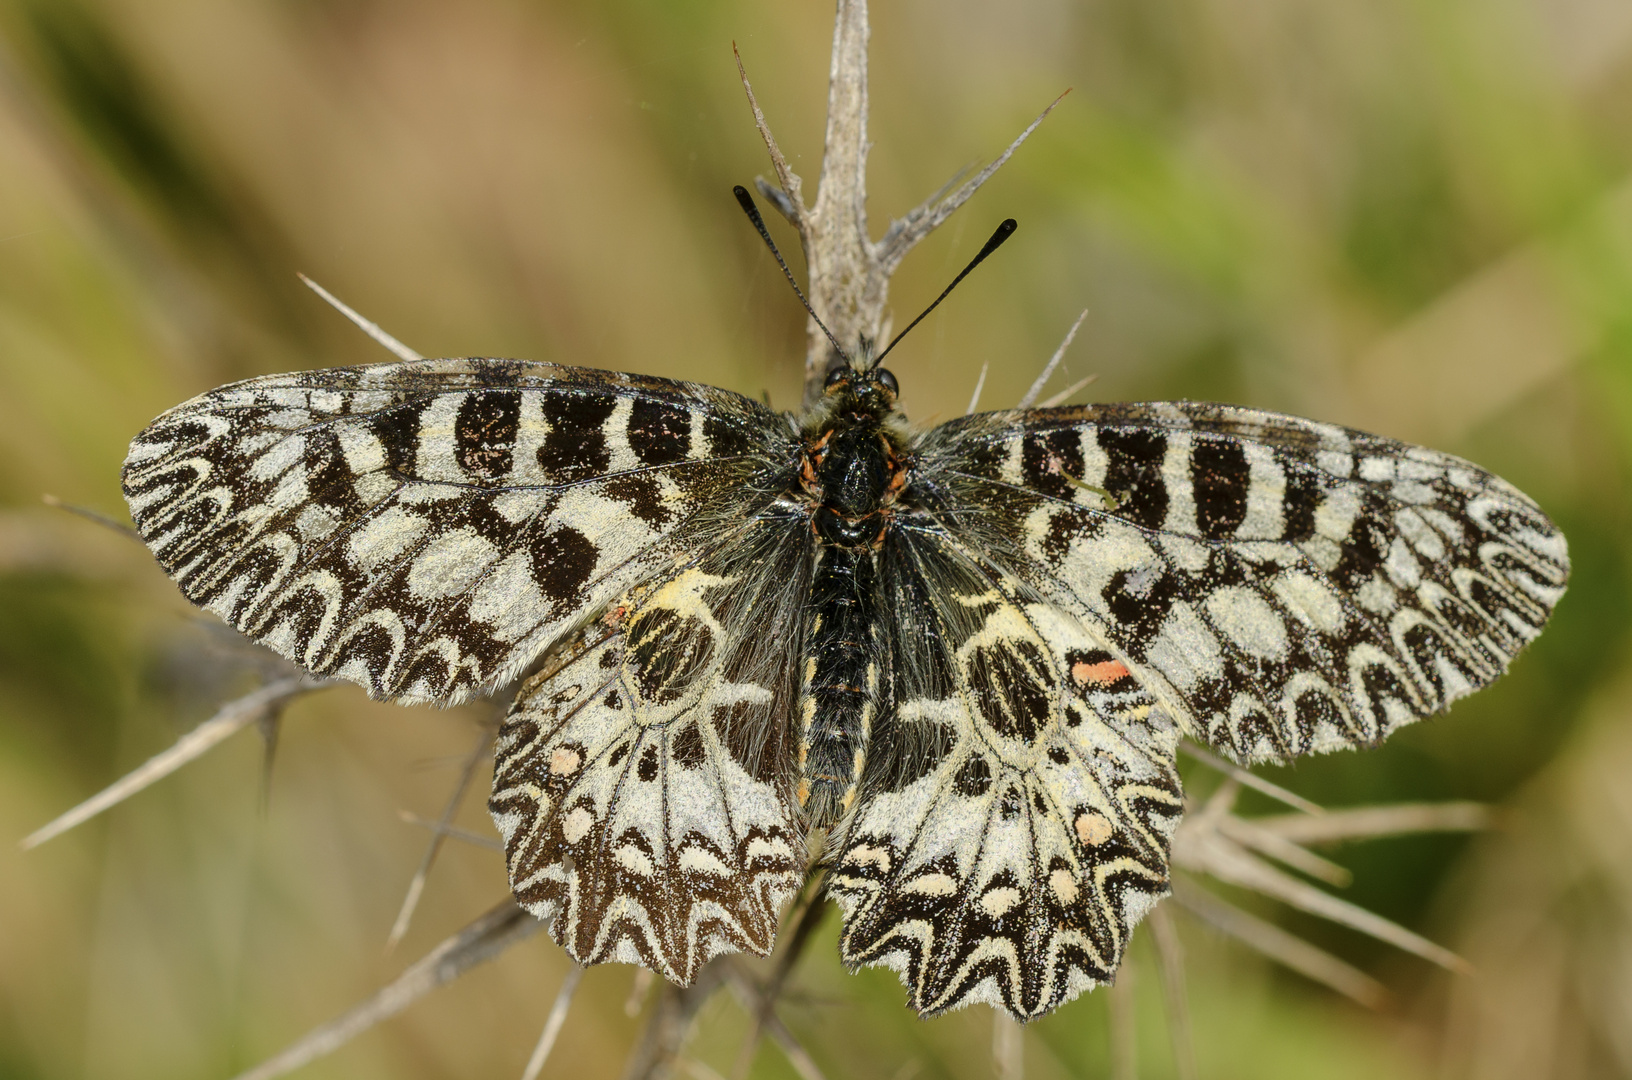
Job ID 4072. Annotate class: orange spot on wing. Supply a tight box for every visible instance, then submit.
[1072,659,1131,687]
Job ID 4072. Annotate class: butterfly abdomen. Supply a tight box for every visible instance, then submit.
[797,544,881,827]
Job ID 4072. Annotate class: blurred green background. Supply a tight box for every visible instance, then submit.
[2,0,1631,1077]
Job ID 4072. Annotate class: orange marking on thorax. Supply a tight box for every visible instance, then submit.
[1073,659,1130,687]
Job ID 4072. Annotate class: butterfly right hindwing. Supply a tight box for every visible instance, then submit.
[829,525,1182,1018]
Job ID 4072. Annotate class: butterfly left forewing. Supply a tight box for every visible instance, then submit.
[122,358,795,704]
[829,528,1182,1019]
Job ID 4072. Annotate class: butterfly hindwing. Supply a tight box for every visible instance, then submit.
[122,359,796,704]
[829,527,1182,1018]
[489,519,812,983]
[913,401,1568,763]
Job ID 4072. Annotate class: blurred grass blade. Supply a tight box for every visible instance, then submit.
[1148,905,1197,1080]
[1218,815,1353,887]
[21,674,329,849]
[1176,830,1471,973]
[1180,742,1324,815]
[1016,308,1088,408]
[298,274,423,362]
[1172,879,1388,1008]
[1253,802,1493,844]
[519,964,584,1080]
[230,900,540,1080]
[386,725,492,952]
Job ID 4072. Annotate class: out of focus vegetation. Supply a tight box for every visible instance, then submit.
[2,1,1630,1078]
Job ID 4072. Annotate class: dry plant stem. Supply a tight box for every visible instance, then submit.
[1036,374,1097,409]
[1218,814,1352,887]
[520,964,585,1080]
[730,872,830,1080]
[993,1011,1023,1080]
[721,967,830,1080]
[737,0,1061,405]
[21,674,331,849]
[966,362,990,414]
[621,963,733,1080]
[41,493,139,539]
[230,900,541,1080]
[1170,879,1388,1008]
[1148,905,1198,1080]
[298,273,424,362]
[387,722,494,951]
[399,809,504,851]
[1017,309,1089,408]
[1254,802,1492,843]
[1108,961,1137,1080]
[1180,741,1325,815]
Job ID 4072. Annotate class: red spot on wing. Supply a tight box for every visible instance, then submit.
[1072,659,1131,687]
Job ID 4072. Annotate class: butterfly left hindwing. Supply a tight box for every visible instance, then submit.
[489,503,812,982]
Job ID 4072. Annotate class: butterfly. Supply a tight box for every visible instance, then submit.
[119,197,1568,1020]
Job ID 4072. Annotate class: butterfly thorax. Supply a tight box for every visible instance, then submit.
[794,366,909,828]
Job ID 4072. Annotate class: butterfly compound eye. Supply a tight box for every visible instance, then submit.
[824,366,850,391]
[875,368,899,396]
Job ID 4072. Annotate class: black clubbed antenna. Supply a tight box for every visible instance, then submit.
[872,218,1018,369]
[733,185,850,364]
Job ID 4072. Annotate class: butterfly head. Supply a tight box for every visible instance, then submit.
[823,363,900,416]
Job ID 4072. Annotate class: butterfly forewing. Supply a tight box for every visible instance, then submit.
[829,526,1182,1018]
[489,511,811,983]
[910,401,1568,763]
[121,359,796,704]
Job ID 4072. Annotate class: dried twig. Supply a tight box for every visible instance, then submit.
[1017,309,1089,408]
[1180,741,1324,815]
[1149,906,1198,1080]
[21,674,331,849]
[41,492,139,540]
[966,362,990,415]
[1035,374,1098,409]
[229,900,541,1080]
[398,809,504,852]
[736,0,1060,404]
[298,273,424,362]
[387,723,494,951]
[520,964,585,1080]
[1254,802,1493,844]
[1171,880,1388,1008]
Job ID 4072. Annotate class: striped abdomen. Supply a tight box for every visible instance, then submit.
[797,545,880,828]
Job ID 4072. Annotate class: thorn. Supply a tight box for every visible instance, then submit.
[520,964,585,1080]
[965,362,989,415]
[298,274,424,363]
[1179,741,1325,816]
[1149,905,1198,1080]
[386,724,492,952]
[992,1010,1023,1080]
[1035,373,1097,409]
[1017,308,1089,409]
[397,810,504,852]
[41,494,139,540]
[20,676,328,850]
[733,44,806,228]
[227,901,540,1080]
[625,967,656,1017]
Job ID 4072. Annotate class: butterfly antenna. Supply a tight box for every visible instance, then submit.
[872,218,1017,369]
[733,185,851,364]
